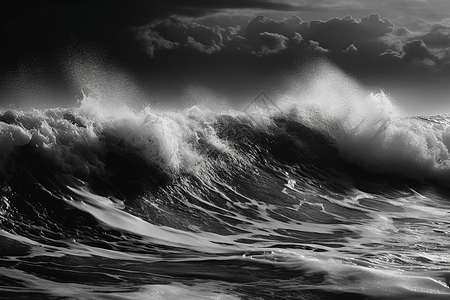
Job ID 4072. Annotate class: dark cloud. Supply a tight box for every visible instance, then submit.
[378,39,442,71]
[120,13,409,103]
[378,49,403,63]
[2,1,450,111]
[382,19,450,55]
[0,0,339,73]
[244,15,306,53]
[360,13,394,36]
[136,13,336,58]
[186,23,225,47]
[136,27,180,57]
[306,14,393,52]
[413,23,450,48]
[136,19,227,55]
[186,35,223,54]
[402,39,441,64]
[255,32,289,55]
[246,15,292,42]
[307,40,330,53]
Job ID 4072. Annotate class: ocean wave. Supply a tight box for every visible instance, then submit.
[2,86,450,196]
[2,84,450,300]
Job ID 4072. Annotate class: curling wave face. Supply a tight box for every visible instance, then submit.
[2,88,450,187]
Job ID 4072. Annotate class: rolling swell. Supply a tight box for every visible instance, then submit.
[2,93,450,299]
[0,98,357,260]
[0,101,341,192]
[1,95,450,221]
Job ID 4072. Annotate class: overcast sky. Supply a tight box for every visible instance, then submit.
[1,0,450,115]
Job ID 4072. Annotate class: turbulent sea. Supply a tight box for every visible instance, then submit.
[1,87,450,299]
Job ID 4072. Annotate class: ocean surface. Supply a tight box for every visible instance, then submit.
[1,87,450,300]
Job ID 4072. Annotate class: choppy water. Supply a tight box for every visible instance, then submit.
[1,84,450,299]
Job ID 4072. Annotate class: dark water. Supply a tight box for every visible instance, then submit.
[1,89,450,300]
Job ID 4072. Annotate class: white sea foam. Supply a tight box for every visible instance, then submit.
[276,61,450,185]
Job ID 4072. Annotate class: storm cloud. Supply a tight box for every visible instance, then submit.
[133,12,450,71]
[2,1,450,112]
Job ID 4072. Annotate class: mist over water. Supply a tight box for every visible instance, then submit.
[1,59,450,299]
